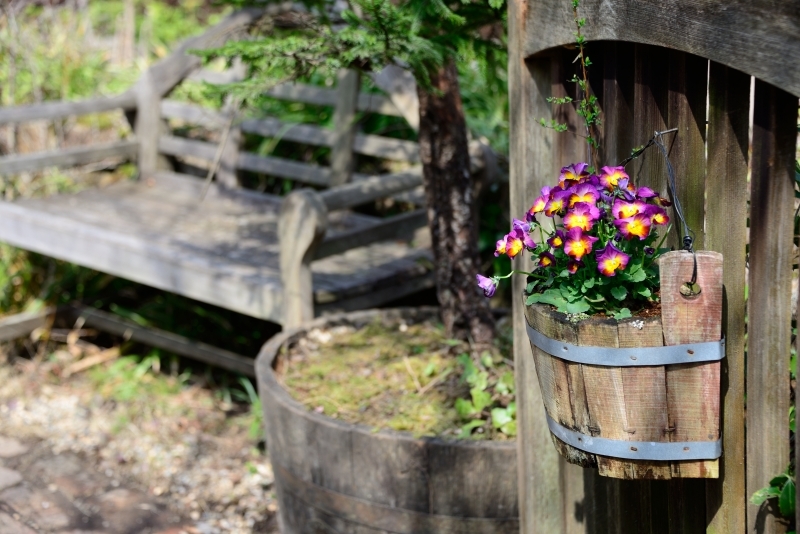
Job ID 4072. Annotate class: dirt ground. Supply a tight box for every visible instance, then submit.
[0,343,279,534]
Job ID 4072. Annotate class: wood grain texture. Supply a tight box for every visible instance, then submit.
[329,69,360,186]
[264,82,404,117]
[0,141,137,174]
[0,172,431,324]
[703,61,749,534]
[318,170,423,211]
[255,310,518,534]
[521,0,800,98]
[278,190,328,329]
[314,209,427,260]
[660,251,722,533]
[0,308,54,343]
[68,306,254,376]
[601,41,635,165]
[747,79,796,534]
[509,0,565,527]
[667,51,708,250]
[0,92,136,124]
[633,44,672,241]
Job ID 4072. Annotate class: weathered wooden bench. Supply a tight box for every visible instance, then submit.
[0,9,491,328]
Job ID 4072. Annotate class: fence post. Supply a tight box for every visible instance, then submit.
[279,190,328,328]
[329,69,361,187]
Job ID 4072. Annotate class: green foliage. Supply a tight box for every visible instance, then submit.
[202,0,506,95]
[538,0,602,166]
[523,241,663,317]
[454,352,516,438]
[751,467,796,520]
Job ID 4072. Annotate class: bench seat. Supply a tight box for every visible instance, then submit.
[0,172,433,324]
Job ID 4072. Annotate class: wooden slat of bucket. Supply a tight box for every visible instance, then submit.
[527,305,595,467]
[704,60,750,534]
[579,319,626,477]
[660,251,723,480]
[746,79,796,534]
[618,317,673,480]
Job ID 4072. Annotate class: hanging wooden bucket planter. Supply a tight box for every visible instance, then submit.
[524,250,725,480]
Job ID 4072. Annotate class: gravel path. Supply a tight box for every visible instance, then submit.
[0,349,279,534]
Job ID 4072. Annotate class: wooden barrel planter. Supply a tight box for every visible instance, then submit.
[255,308,519,534]
[524,250,725,480]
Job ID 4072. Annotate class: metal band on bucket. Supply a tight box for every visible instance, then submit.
[546,414,722,461]
[526,322,725,367]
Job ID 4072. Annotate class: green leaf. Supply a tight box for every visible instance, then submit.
[500,420,517,436]
[526,281,537,293]
[610,286,628,301]
[496,372,515,395]
[566,299,591,314]
[458,419,485,438]
[630,269,647,282]
[423,362,437,378]
[506,401,517,418]
[582,278,596,290]
[636,287,652,298]
[613,308,632,320]
[480,352,494,368]
[491,407,513,428]
[468,371,489,391]
[489,0,504,8]
[455,398,476,418]
[770,473,790,487]
[471,388,492,412]
[780,480,796,517]
[750,486,782,505]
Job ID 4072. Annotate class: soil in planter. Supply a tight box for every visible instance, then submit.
[277,317,516,441]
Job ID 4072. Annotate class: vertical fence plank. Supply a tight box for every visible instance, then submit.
[661,50,711,533]
[330,69,361,186]
[705,62,750,534]
[633,44,669,197]
[509,2,564,531]
[632,43,671,529]
[602,42,635,166]
[667,51,708,250]
[747,79,797,534]
[552,46,595,534]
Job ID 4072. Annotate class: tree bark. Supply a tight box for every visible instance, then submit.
[417,60,495,344]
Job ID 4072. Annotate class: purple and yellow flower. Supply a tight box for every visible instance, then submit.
[645,205,670,226]
[563,202,601,232]
[636,186,658,199]
[547,230,565,248]
[476,274,498,298]
[544,190,571,217]
[538,251,556,268]
[655,196,673,207]
[599,166,629,191]
[566,259,583,274]
[568,183,600,207]
[563,228,598,260]
[595,243,630,277]
[612,199,646,219]
[614,214,652,240]
[494,238,507,257]
[559,163,590,186]
[504,232,525,258]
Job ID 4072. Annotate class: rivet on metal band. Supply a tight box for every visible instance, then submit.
[546,414,722,461]
[526,322,725,367]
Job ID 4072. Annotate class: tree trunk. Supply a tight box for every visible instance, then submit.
[417,60,495,344]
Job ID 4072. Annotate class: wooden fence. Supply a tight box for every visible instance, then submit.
[509,1,799,532]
